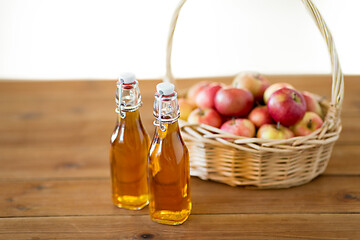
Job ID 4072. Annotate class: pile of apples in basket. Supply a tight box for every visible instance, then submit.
[179,72,324,139]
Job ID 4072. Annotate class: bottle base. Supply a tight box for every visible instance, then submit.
[150,209,191,225]
[113,194,149,210]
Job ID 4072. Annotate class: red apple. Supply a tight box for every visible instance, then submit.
[302,91,323,119]
[220,115,234,124]
[291,112,324,136]
[263,82,295,103]
[195,83,223,108]
[257,124,294,139]
[187,107,222,128]
[267,88,306,127]
[220,118,255,138]
[178,98,196,121]
[214,87,254,117]
[248,106,274,128]
[187,81,210,104]
[233,72,270,102]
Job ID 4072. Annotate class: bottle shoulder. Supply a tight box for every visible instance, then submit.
[148,125,188,159]
[110,118,150,147]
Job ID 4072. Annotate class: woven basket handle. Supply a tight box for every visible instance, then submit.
[164,0,344,114]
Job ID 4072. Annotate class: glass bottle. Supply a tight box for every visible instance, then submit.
[109,72,150,210]
[148,82,192,225]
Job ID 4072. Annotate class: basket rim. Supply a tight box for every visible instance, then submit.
[179,97,342,154]
[179,85,341,152]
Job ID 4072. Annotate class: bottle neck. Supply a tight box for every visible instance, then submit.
[153,92,180,131]
[115,80,142,118]
[154,120,180,139]
[117,109,141,124]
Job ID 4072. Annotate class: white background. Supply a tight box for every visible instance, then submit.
[0,0,358,80]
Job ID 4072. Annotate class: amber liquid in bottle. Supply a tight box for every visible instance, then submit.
[148,84,191,225]
[109,76,150,210]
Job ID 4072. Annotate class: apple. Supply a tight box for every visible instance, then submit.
[221,115,233,124]
[178,98,196,121]
[187,107,222,128]
[302,91,323,119]
[267,88,306,127]
[248,106,274,128]
[187,81,210,104]
[233,72,270,102]
[263,82,295,104]
[257,124,294,139]
[195,83,223,108]
[220,118,255,138]
[291,112,324,136]
[214,87,254,117]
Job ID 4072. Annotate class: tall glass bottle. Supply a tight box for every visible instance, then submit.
[148,82,191,225]
[109,72,150,210]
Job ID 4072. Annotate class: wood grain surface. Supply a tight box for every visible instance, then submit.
[0,75,359,239]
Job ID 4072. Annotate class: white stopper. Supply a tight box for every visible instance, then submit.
[119,72,136,83]
[156,82,175,95]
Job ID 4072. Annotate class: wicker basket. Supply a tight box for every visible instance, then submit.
[164,0,344,188]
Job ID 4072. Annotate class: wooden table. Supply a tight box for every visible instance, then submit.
[0,75,359,239]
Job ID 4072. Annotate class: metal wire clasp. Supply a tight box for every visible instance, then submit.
[155,91,166,132]
[116,78,126,119]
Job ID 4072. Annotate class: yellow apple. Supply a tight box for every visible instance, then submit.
[178,98,196,121]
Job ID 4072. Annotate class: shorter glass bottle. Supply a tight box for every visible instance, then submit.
[109,72,150,210]
[148,82,192,225]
